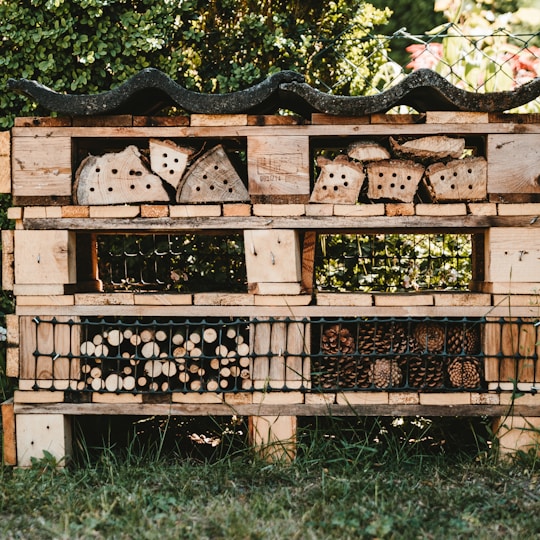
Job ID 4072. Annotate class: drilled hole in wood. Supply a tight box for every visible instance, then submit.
[95,167,100,173]
[377,184,382,189]
[129,170,135,176]
[453,172,458,177]
[162,153,168,158]
[440,175,445,180]
[90,187,95,192]
[210,185,215,190]
[468,169,473,174]
[146,184,151,189]
[130,185,135,189]
[344,181,348,187]
[407,176,411,181]
[203,174,208,179]
[390,183,395,188]
[228,188,233,193]
[468,185,473,189]
[136,171,142,176]
[214,165,219,170]
[223,180,228,185]
[162,163,167,168]
[169,170,174,175]
[174,158,179,163]
[333,185,339,191]
[196,186,201,191]
[400,185,405,190]
[451,184,456,189]
[322,185,328,190]
[108,187,113,192]
[379,172,384,177]
[329,173,334,178]
[392,173,397,178]
[341,174,346,179]
[112,169,118,174]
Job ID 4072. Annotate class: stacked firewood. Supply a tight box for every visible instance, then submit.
[315,320,483,390]
[78,323,250,393]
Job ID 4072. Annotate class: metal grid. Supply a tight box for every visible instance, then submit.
[24,316,539,395]
[316,233,473,292]
[97,234,246,293]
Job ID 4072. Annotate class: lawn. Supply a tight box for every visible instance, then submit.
[0,415,539,539]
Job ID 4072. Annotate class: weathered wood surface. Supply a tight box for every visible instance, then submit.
[390,135,465,163]
[176,145,249,203]
[366,160,424,202]
[347,140,390,162]
[425,157,487,201]
[74,145,170,205]
[310,155,365,204]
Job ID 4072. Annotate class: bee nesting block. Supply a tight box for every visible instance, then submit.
[424,157,487,202]
[310,155,365,204]
[366,160,424,202]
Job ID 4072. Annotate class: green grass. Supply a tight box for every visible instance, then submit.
[1,416,539,539]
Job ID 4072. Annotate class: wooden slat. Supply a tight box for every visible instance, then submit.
[300,231,316,295]
[249,415,297,462]
[190,114,248,126]
[1,399,16,466]
[426,111,489,124]
[252,204,305,216]
[0,130,11,193]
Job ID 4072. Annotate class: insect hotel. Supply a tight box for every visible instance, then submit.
[1,68,540,465]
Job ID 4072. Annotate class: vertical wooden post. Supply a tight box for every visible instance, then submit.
[493,416,540,457]
[249,415,297,462]
[16,414,72,467]
[1,399,16,466]
[77,233,103,292]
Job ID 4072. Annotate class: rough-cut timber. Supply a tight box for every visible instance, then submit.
[9,68,540,118]
[176,145,249,203]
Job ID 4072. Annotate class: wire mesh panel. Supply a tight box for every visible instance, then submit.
[97,233,246,292]
[316,233,473,292]
[22,316,540,394]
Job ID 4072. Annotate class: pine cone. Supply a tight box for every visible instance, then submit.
[413,322,445,353]
[405,355,445,389]
[447,324,480,355]
[369,358,403,388]
[447,356,482,388]
[357,321,411,355]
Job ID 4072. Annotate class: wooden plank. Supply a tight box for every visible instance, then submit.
[193,293,253,306]
[252,392,304,404]
[333,204,385,216]
[249,282,302,295]
[311,113,370,124]
[0,131,11,192]
[72,115,133,127]
[172,392,224,404]
[415,204,467,216]
[93,393,144,404]
[6,347,19,378]
[2,229,14,291]
[14,117,72,127]
[370,114,425,124]
[75,293,135,305]
[253,295,311,306]
[336,392,389,405]
[140,205,169,218]
[373,294,434,306]
[248,135,310,203]
[316,293,373,306]
[247,115,304,126]
[426,111,489,123]
[497,203,540,216]
[190,114,248,126]
[16,414,72,467]
[432,292,491,306]
[133,116,190,127]
[252,204,305,216]
[1,399,16,466]
[14,391,65,403]
[300,231,316,294]
[485,227,540,283]
[244,229,301,283]
[468,203,497,215]
[62,206,90,218]
[7,207,22,220]
[419,393,472,405]
[12,136,72,197]
[169,205,221,217]
[488,134,540,194]
[385,203,414,216]
[23,206,62,218]
[13,285,67,296]
[305,204,333,216]
[389,392,420,405]
[134,293,192,306]
[6,314,19,346]
[223,204,251,217]
[88,205,141,218]
[14,230,76,285]
[476,282,540,295]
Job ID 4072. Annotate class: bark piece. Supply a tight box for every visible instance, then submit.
[347,140,390,162]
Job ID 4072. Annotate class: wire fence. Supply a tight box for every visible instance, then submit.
[314,23,540,111]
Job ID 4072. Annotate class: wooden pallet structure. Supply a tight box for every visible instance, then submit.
[2,69,540,465]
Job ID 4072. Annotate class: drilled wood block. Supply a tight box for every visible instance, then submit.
[366,160,424,202]
[170,205,221,217]
[310,156,364,204]
[488,134,540,195]
[14,230,76,285]
[16,414,72,467]
[248,135,310,203]
[12,136,72,198]
[244,229,301,283]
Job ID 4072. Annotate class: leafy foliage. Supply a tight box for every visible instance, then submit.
[0,0,390,127]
